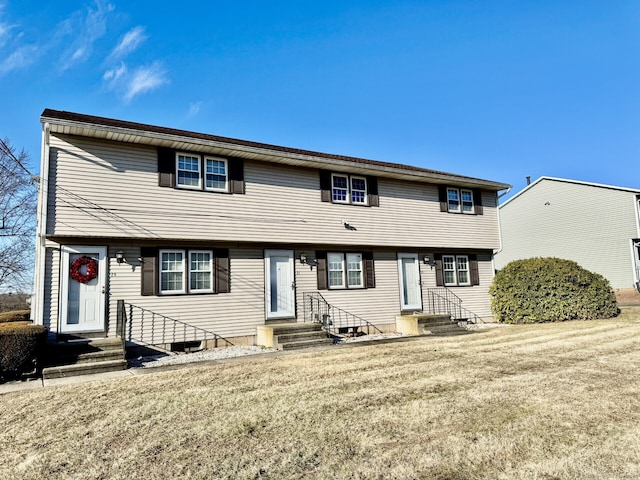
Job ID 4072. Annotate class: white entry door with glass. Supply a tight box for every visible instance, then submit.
[59,245,107,333]
[265,250,296,320]
[398,253,422,311]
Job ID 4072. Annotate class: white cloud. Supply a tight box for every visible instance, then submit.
[188,101,203,118]
[103,61,126,82]
[57,0,115,72]
[123,62,168,101]
[109,26,146,60]
[0,44,39,76]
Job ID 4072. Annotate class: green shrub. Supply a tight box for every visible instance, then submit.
[0,322,48,380]
[490,257,617,323]
[0,310,30,323]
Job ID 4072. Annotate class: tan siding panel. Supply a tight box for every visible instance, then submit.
[48,135,500,250]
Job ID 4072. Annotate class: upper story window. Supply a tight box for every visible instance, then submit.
[177,154,202,189]
[320,170,379,207]
[157,147,244,194]
[331,174,368,205]
[447,188,474,214]
[204,157,228,192]
[439,186,483,215]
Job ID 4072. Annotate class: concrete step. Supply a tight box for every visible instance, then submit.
[42,359,128,380]
[424,324,471,336]
[280,338,334,350]
[52,349,125,366]
[46,337,124,354]
[270,323,324,336]
[276,331,328,343]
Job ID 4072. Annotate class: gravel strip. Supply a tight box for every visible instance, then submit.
[128,345,274,368]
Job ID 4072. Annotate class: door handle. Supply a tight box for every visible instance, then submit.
[102,286,105,294]
[291,282,296,290]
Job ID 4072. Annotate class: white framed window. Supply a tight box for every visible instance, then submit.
[346,253,364,288]
[160,250,186,294]
[443,254,470,286]
[328,253,346,288]
[350,176,367,205]
[332,174,368,206]
[447,187,474,214]
[189,250,214,293]
[176,154,202,189]
[204,157,228,192]
[160,249,215,294]
[328,252,364,289]
[461,189,474,213]
[332,174,349,203]
[447,188,461,213]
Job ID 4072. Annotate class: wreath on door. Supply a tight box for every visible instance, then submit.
[70,256,98,284]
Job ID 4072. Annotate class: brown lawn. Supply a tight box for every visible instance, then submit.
[1,308,640,479]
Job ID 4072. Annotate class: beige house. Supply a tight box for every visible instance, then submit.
[31,109,510,351]
[496,176,640,295]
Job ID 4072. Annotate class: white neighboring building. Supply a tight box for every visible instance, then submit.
[496,177,640,294]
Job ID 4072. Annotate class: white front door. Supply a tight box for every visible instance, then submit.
[265,250,295,320]
[59,246,107,333]
[398,253,422,311]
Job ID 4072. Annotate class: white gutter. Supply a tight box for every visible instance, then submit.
[492,186,513,274]
[31,122,50,325]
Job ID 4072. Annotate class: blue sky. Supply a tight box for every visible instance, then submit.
[1,1,639,199]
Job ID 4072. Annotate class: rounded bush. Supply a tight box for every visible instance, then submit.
[0,322,48,380]
[489,257,617,323]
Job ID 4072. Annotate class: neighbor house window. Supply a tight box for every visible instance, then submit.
[176,154,202,189]
[327,252,363,289]
[160,249,214,294]
[442,255,470,286]
[204,157,228,192]
[331,174,368,205]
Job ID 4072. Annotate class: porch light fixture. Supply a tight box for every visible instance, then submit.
[300,253,317,270]
[423,255,431,265]
[115,250,125,264]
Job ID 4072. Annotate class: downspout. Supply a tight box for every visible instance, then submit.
[31,122,50,325]
[491,186,512,273]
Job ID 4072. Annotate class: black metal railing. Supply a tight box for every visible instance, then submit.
[303,292,383,337]
[424,288,482,323]
[116,300,233,348]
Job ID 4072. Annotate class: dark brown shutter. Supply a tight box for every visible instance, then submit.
[438,185,448,212]
[434,254,444,286]
[140,247,158,296]
[469,254,480,285]
[215,249,230,293]
[229,159,245,194]
[367,176,379,207]
[157,147,175,188]
[363,252,375,288]
[319,170,332,202]
[316,251,327,290]
[473,189,483,215]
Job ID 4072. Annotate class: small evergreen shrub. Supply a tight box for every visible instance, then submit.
[0,322,48,380]
[490,257,617,323]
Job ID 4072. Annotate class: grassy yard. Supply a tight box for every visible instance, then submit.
[2,310,640,480]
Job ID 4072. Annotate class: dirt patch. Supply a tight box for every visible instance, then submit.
[615,288,640,305]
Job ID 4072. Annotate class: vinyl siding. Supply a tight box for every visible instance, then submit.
[43,245,59,333]
[496,179,639,289]
[47,135,500,251]
[107,247,266,340]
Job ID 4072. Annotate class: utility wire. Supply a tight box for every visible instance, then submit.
[0,139,35,178]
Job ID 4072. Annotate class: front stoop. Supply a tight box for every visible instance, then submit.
[42,338,127,380]
[395,314,469,336]
[257,323,332,350]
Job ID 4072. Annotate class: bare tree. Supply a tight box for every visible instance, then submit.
[0,139,37,293]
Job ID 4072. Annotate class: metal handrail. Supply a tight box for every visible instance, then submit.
[424,288,483,323]
[302,292,383,337]
[117,300,234,348]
